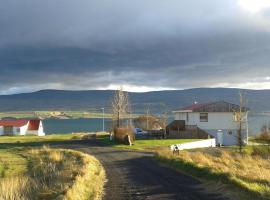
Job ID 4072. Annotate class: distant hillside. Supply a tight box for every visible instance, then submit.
[0,88,269,113]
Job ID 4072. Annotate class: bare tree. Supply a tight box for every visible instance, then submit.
[145,104,151,130]
[111,87,131,128]
[235,92,248,153]
[160,103,169,138]
[126,95,133,127]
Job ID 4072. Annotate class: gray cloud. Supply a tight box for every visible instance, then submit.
[0,0,270,93]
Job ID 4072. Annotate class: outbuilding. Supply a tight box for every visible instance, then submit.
[0,119,45,136]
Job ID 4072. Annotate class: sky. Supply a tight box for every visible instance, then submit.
[0,0,270,94]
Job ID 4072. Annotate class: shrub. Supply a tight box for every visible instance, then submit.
[114,127,135,145]
[257,132,270,141]
[252,145,270,158]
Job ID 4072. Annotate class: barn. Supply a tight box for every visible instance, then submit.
[0,119,45,136]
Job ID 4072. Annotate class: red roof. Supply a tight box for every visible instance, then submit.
[28,120,41,130]
[0,120,28,127]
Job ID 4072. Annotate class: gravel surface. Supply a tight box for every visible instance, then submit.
[63,140,229,200]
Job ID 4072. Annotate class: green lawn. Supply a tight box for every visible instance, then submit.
[0,148,27,178]
[99,137,201,151]
[0,134,87,144]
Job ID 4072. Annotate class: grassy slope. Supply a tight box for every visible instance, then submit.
[156,147,270,200]
[0,135,105,200]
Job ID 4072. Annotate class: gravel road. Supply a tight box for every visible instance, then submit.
[63,140,229,200]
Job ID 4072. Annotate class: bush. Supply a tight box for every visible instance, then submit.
[257,132,270,141]
[114,127,135,145]
[251,145,270,158]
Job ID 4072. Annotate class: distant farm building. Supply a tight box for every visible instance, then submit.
[169,101,248,146]
[0,119,45,136]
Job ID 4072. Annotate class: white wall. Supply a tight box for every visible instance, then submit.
[174,112,248,130]
[38,121,45,136]
[174,111,248,146]
[19,123,29,135]
[0,127,3,135]
[171,139,216,151]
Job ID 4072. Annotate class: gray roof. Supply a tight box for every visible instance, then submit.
[176,101,248,112]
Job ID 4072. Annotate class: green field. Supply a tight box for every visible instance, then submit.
[99,136,201,151]
[0,111,112,119]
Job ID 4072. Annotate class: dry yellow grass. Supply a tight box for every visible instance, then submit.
[64,151,106,200]
[0,146,105,200]
[157,148,270,199]
[0,176,37,200]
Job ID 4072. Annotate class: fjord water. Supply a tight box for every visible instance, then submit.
[42,113,270,136]
[43,118,112,134]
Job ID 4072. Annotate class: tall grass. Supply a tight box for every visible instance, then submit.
[0,146,105,200]
[64,151,105,200]
[0,176,37,200]
[156,148,270,200]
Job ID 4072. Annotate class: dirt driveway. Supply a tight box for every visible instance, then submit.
[63,140,229,200]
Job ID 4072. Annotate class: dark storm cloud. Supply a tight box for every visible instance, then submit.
[0,0,270,93]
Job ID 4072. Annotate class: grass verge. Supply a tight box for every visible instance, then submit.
[156,148,270,200]
[0,146,105,200]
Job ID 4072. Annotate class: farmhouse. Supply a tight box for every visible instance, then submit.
[0,119,45,136]
[171,101,248,146]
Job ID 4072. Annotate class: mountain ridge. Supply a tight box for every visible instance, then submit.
[0,88,269,112]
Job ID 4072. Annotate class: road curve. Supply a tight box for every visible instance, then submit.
[64,140,229,200]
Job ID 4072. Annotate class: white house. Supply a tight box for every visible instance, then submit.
[172,101,248,146]
[0,119,45,136]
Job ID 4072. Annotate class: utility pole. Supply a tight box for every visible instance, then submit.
[146,105,150,130]
[101,108,105,132]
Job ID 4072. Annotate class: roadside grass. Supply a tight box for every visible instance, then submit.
[98,136,201,151]
[0,133,104,147]
[0,134,76,144]
[156,147,270,200]
[0,146,105,200]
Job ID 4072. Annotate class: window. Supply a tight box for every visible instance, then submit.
[200,113,208,122]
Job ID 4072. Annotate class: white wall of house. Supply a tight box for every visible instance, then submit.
[19,123,29,135]
[174,112,248,130]
[174,111,248,146]
[38,121,45,136]
[0,127,3,135]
